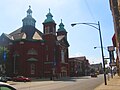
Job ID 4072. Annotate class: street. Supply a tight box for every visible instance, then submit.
[11,74,104,90]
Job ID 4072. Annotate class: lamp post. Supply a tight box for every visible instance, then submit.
[71,21,107,85]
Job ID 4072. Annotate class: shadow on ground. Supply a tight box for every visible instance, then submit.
[32,76,91,82]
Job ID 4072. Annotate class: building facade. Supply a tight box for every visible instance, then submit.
[109,0,120,75]
[0,6,69,78]
[69,56,90,77]
[90,63,103,74]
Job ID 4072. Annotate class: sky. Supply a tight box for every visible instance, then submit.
[0,0,114,64]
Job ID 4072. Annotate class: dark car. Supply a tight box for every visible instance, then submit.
[5,77,12,81]
[12,76,31,82]
[90,73,97,77]
[0,77,7,83]
[0,82,16,90]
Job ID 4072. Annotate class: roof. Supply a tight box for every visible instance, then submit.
[22,6,36,27]
[9,26,43,41]
[3,33,14,40]
[69,56,87,61]
[57,35,69,47]
[57,35,65,41]
[43,9,55,23]
[57,19,67,33]
[9,27,22,36]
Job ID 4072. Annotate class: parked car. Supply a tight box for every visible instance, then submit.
[5,77,12,81]
[12,76,31,82]
[0,77,7,83]
[0,82,16,90]
[90,73,97,77]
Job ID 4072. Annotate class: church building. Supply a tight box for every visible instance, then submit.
[0,6,69,78]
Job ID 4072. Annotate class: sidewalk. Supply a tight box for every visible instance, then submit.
[94,75,120,90]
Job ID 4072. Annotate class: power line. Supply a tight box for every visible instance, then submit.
[84,0,96,22]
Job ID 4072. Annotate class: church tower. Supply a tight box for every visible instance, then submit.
[57,19,67,39]
[22,6,36,27]
[21,6,37,39]
[43,9,56,35]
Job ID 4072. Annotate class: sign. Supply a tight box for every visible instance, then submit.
[3,51,6,61]
[107,46,115,51]
[109,62,116,66]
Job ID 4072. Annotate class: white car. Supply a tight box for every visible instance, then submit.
[0,82,16,90]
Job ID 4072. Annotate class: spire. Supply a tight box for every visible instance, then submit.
[43,8,55,23]
[22,6,36,27]
[27,5,32,16]
[58,19,67,32]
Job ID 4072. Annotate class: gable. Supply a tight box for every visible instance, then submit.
[32,31,43,40]
[57,35,69,47]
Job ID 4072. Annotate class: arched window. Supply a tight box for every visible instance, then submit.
[31,63,35,75]
[27,48,38,55]
[45,26,50,34]
[61,49,65,63]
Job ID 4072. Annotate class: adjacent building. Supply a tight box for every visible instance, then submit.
[69,56,90,77]
[0,6,69,78]
[90,63,103,74]
[109,0,120,75]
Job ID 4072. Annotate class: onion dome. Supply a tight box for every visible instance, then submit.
[43,9,55,23]
[22,6,36,27]
[58,19,67,33]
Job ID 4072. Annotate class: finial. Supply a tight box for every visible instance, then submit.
[61,19,62,23]
[29,5,31,9]
[49,8,50,13]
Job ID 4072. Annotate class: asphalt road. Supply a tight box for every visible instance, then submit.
[12,74,104,90]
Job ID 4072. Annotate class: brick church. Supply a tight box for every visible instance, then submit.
[0,6,69,78]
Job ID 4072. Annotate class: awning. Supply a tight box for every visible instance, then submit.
[112,34,116,47]
[27,58,38,62]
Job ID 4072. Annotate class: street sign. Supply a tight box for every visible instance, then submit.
[3,51,6,61]
[107,46,115,51]
[109,62,116,66]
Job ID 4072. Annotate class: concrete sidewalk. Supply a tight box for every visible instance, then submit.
[94,75,120,90]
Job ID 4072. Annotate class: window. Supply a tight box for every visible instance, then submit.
[53,27,55,34]
[2,38,5,42]
[27,48,38,55]
[61,50,65,63]
[46,46,48,50]
[45,26,50,34]
[46,55,48,61]
[31,64,35,75]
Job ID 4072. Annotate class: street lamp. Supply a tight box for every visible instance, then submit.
[94,46,107,50]
[71,21,107,85]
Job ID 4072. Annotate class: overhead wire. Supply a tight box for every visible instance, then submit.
[84,0,96,22]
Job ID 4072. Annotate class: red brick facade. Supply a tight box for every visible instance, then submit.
[69,56,90,77]
[0,7,69,78]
